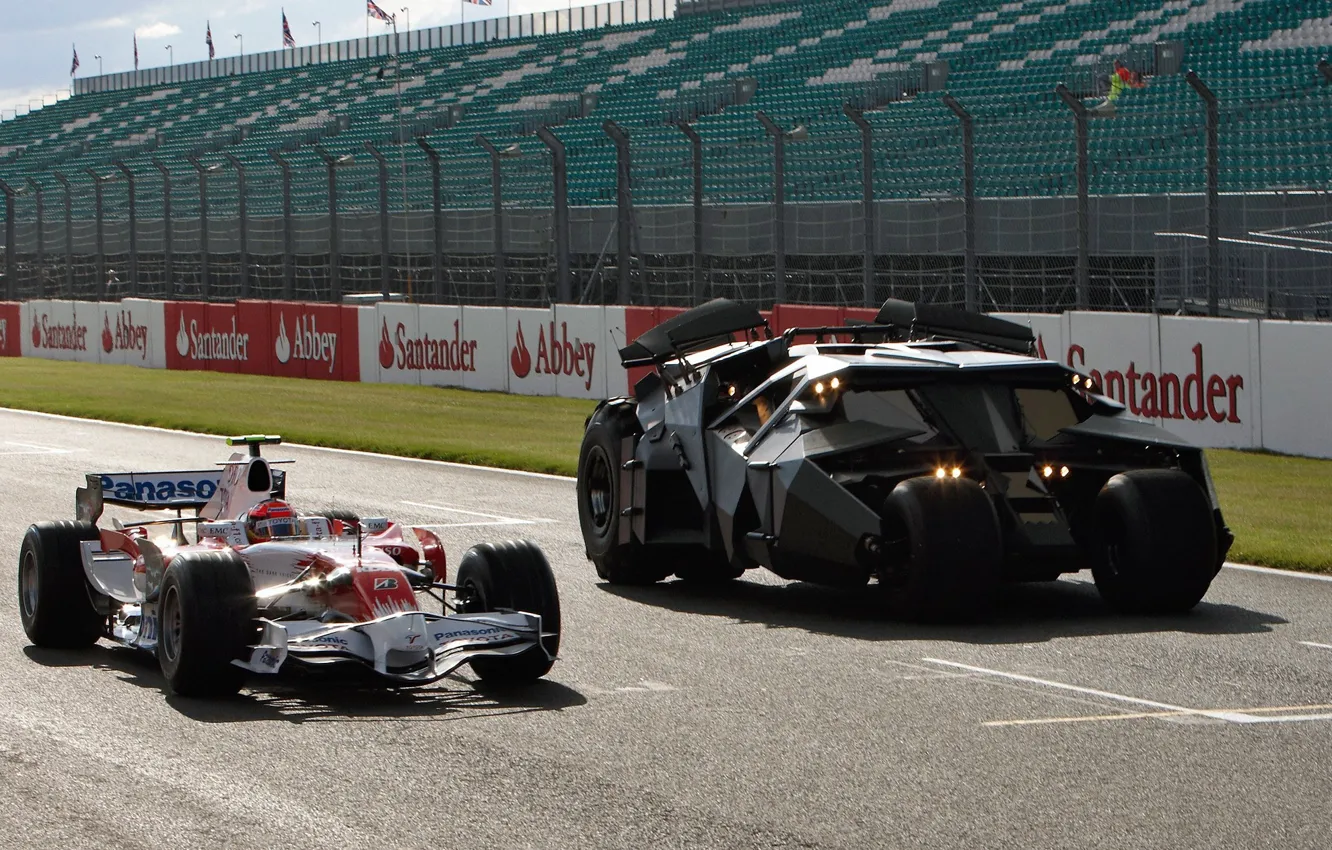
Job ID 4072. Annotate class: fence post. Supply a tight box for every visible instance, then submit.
[416,137,445,303]
[1055,84,1090,310]
[475,134,511,305]
[843,105,876,308]
[112,163,139,298]
[85,169,110,301]
[221,154,249,299]
[187,157,216,302]
[1319,59,1331,84]
[25,178,43,297]
[603,120,635,305]
[315,146,348,303]
[364,142,392,302]
[267,150,294,300]
[52,171,74,298]
[0,180,15,301]
[536,125,572,304]
[677,122,704,305]
[151,159,174,298]
[942,94,978,312]
[1185,70,1220,318]
[756,111,789,304]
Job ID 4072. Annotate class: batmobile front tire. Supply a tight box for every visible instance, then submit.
[456,540,561,685]
[18,521,105,648]
[882,477,1002,621]
[156,550,256,697]
[577,406,672,585]
[1091,470,1219,615]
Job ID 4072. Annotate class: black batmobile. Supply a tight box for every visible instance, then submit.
[576,299,1233,619]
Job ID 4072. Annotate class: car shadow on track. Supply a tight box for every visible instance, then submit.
[599,575,1286,645]
[22,645,587,723]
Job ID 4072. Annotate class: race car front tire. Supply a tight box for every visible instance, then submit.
[456,540,561,685]
[1091,469,1219,614]
[577,405,672,585]
[882,476,1002,621]
[156,550,257,697]
[18,521,105,648]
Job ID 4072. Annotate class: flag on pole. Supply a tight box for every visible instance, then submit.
[282,10,296,47]
[464,0,494,5]
[70,46,80,76]
[367,0,395,22]
[134,34,139,70]
[206,22,215,59]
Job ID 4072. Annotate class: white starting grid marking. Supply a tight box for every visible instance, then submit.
[0,440,74,456]
[400,500,556,530]
[922,658,1332,727]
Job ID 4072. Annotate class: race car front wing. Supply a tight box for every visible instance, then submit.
[233,609,552,684]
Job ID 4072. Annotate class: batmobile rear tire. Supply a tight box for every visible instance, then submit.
[456,540,561,685]
[577,405,672,585]
[17,521,105,648]
[1091,470,1219,615]
[156,550,256,697]
[882,477,1002,621]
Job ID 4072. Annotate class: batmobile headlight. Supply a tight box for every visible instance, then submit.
[814,381,826,395]
[1042,465,1055,479]
[951,467,962,479]
[936,467,947,479]
[936,466,963,480]
[1060,465,1070,478]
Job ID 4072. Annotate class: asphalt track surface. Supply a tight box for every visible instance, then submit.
[1,408,1330,850]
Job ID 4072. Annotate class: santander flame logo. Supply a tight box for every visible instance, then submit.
[275,314,292,364]
[378,319,395,370]
[510,322,532,378]
[102,314,114,354]
[31,315,41,349]
[175,315,190,358]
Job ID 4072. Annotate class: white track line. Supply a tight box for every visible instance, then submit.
[1223,563,1332,583]
[0,440,74,456]
[400,500,555,524]
[921,658,1257,723]
[0,407,575,482]
[1298,641,1332,651]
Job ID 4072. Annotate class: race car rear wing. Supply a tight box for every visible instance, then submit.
[75,468,287,524]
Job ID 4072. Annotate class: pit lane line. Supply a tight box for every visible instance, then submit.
[922,658,1332,726]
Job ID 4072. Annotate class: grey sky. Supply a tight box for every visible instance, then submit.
[0,0,605,116]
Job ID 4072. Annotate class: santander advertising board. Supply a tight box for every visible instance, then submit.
[377,316,477,374]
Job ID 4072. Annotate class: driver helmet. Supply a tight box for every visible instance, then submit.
[245,499,299,543]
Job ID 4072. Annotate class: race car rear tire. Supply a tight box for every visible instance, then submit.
[1091,469,1219,615]
[456,540,561,685]
[157,550,256,697]
[577,405,672,585]
[882,477,1002,621]
[18,521,105,648]
[321,509,361,535]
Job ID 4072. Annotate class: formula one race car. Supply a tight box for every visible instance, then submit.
[18,436,560,697]
[577,299,1233,619]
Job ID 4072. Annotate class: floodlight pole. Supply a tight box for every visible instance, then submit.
[415,137,446,303]
[267,150,294,299]
[943,94,978,312]
[1055,83,1090,311]
[475,134,508,305]
[756,111,789,304]
[52,170,74,297]
[1185,70,1220,317]
[109,162,138,298]
[677,121,705,305]
[536,125,572,304]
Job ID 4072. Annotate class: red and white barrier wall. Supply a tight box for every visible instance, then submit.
[4,299,1332,459]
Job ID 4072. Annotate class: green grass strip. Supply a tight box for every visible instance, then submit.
[2,358,1329,573]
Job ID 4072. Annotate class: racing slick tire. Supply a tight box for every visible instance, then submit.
[18,521,105,648]
[157,550,257,697]
[321,509,361,536]
[577,404,672,585]
[881,476,1002,621]
[456,540,561,685]
[1091,469,1219,615]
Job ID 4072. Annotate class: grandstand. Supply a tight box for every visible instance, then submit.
[0,0,1329,315]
